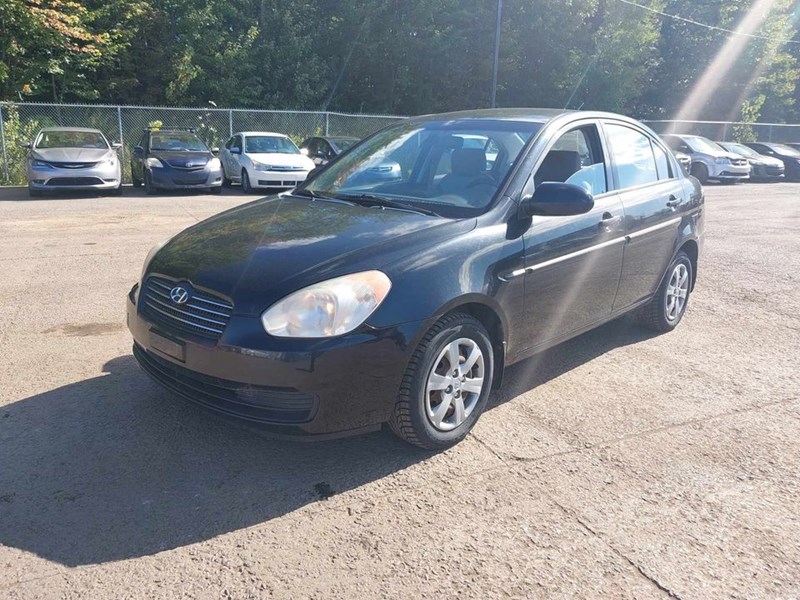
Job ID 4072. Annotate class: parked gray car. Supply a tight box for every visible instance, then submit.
[717,142,784,181]
[662,134,750,184]
[23,127,122,197]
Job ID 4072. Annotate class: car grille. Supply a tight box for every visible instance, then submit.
[47,177,104,186]
[172,176,208,185]
[49,161,99,169]
[140,276,233,341]
[133,343,318,424]
[731,158,749,167]
[164,159,207,170]
[268,165,305,172]
[257,179,299,187]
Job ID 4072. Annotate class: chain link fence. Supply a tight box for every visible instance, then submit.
[642,120,800,144]
[0,102,405,185]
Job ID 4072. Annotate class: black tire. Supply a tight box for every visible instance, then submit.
[209,186,222,195]
[241,169,253,194]
[222,172,232,187]
[637,250,693,332]
[131,168,142,188]
[389,313,494,450]
[144,172,157,196]
[110,185,123,196]
[691,163,709,185]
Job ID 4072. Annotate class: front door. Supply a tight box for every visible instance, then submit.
[519,123,625,351]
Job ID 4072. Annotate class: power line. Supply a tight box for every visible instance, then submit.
[614,0,800,44]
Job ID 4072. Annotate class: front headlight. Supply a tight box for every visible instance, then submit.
[102,154,117,167]
[715,157,731,165]
[32,159,51,168]
[146,157,164,168]
[261,271,392,338]
[252,162,272,172]
[208,157,221,170]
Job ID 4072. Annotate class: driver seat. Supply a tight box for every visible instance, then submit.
[438,148,488,199]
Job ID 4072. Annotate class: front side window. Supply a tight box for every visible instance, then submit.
[303,119,541,218]
[605,124,659,189]
[150,131,208,152]
[245,136,299,154]
[36,130,108,149]
[535,125,607,196]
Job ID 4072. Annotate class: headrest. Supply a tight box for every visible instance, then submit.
[537,150,581,183]
[451,148,487,176]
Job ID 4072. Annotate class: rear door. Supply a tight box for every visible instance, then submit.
[519,122,625,349]
[603,122,685,310]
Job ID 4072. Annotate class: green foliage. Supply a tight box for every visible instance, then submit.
[0,0,799,125]
[0,104,41,185]
[731,95,766,142]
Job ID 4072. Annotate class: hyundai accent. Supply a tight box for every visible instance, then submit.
[127,109,704,449]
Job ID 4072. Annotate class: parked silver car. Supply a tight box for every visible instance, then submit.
[717,142,784,182]
[662,134,750,184]
[23,127,122,197]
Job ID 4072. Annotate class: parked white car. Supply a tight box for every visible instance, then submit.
[220,132,316,192]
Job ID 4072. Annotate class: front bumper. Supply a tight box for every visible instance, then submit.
[149,166,223,190]
[126,285,422,438]
[750,164,785,180]
[249,167,309,189]
[708,162,750,180]
[27,162,121,191]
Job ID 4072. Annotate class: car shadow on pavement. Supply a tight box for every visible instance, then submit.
[0,317,656,567]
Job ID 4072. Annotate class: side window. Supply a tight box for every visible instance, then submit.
[652,142,672,180]
[535,125,607,196]
[605,124,659,190]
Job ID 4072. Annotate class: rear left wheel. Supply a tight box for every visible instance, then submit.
[638,251,693,332]
[389,313,493,450]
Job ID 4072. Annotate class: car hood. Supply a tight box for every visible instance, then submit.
[150,151,213,168]
[32,148,110,162]
[246,153,315,170]
[751,155,784,167]
[147,196,473,315]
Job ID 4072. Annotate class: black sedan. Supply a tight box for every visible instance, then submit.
[131,127,224,194]
[743,142,800,181]
[300,136,359,166]
[128,109,703,449]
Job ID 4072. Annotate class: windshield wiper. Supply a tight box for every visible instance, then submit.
[335,193,439,217]
[291,188,356,206]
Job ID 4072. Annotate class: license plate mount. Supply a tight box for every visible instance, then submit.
[149,330,186,362]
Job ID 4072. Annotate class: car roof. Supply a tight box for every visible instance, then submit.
[233,131,288,138]
[39,127,105,134]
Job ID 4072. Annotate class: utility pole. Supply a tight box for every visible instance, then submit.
[491,0,503,108]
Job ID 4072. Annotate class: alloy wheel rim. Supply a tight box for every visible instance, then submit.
[425,338,485,432]
[665,263,689,321]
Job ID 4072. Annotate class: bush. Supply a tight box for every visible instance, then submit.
[1,104,41,186]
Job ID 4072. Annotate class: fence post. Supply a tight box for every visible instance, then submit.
[116,106,125,179]
[768,125,773,142]
[0,103,8,182]
[229,109,233,137]
[325,112,329,136]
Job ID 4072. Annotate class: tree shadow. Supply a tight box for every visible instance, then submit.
[0,316,658,566]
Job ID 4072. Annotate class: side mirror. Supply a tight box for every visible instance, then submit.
[18,142,31,149]
[519,182,594,218]
[111,142,122,149]
[230,146,241,155]
[211,147,220,155]
[299,147,309,156]
[133,145,144,154]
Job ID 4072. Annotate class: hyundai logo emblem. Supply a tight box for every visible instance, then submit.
[169,286,190,304]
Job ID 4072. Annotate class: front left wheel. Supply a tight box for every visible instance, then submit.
[389,313,494,450]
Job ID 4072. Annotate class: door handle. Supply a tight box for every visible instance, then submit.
[667,195,680,207]
[600,212,622,231]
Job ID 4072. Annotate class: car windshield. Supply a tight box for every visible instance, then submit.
[721,143,757,157]
[150,131,208,152]
[302,119,541,218]
[36,131,108,149]
[245,136,300,154]
[768,143,800,156]
[683,136,726,154]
